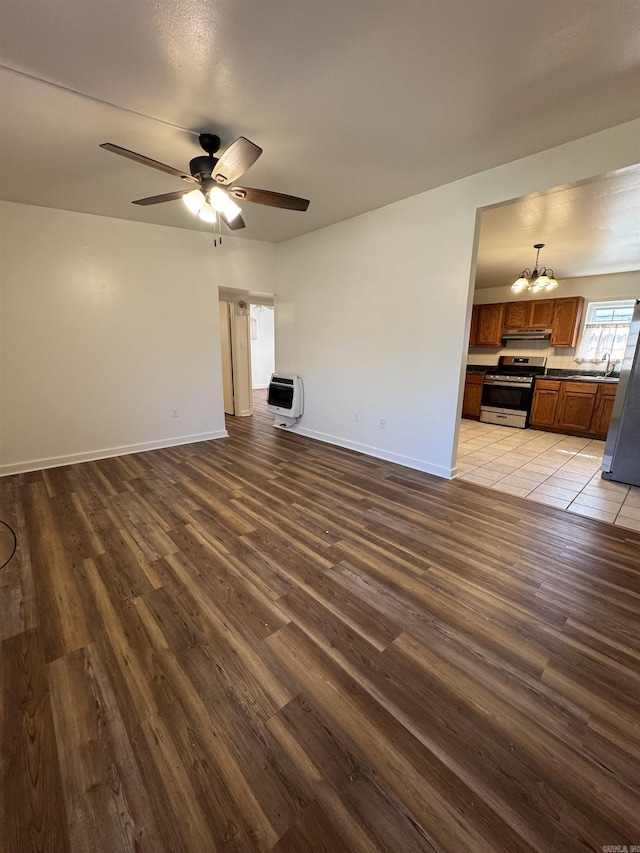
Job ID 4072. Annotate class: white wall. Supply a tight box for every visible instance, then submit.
[250,305,275,388]
[469,271,640,369]
[276,120,640,478]
[0,201,277,474]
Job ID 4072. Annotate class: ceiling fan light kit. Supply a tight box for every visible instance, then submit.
[100,132,309,246]
[511,243,559,294]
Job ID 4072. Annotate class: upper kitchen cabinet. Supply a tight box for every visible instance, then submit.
[472,303,505,347]
[551,296,585,347]
[504,299,556,330]
[469,295,585,349]
[468,303,480,346]
[530,299,557,328]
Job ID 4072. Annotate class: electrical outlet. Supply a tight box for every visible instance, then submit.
[379,418,386,429]
[172,407,179,418]
[354,412,359,423]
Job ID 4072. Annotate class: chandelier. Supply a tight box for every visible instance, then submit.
[511,243,558,293]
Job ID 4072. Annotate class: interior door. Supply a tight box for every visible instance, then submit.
[219,301,235,415]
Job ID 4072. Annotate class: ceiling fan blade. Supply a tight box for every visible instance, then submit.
[100,143,191,180]
[212,137,262,185]
[222,212,246,231]
[132,189,193,206]
[230,187,309,211]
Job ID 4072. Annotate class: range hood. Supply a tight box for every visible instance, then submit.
[502,328,552,340]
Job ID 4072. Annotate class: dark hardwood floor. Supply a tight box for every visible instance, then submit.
[1,390,639,852]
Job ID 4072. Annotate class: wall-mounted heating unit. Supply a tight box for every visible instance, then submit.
[267,374,303,425]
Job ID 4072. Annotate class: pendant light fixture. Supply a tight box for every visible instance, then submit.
[511,243,559,293]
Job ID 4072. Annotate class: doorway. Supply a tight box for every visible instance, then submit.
[250,304,275,392]
[218,299,252,417]
[218,291,276,418]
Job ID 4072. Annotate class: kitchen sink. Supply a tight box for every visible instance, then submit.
[565,375,618,383]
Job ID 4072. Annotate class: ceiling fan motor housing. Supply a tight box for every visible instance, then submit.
[189,133,222,178]
[189,155,218,179]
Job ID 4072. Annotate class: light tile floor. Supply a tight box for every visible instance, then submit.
[456,420,640,532]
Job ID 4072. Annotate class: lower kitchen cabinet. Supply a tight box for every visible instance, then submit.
[591,383,618,438]
[530,379,617,438]
[556,382,597,432]
[529,379,561,428]
[462,373,483,419]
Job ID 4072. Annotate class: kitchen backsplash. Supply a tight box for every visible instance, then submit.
[467,339,609,370]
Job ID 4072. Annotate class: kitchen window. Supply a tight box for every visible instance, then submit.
[575,299,635,364]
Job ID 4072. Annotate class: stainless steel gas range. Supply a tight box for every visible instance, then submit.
[480,356,547,429]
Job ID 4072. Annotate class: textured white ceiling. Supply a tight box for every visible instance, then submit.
[0,0,639,245]
[475,166,640,288]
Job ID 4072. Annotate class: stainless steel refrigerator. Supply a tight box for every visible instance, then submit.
[602,299,640,487]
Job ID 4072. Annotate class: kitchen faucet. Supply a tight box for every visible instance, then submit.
[602,352,613,376]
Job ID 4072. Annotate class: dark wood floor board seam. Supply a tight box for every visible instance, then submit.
[48,642,167,852]
[268,699,440,853]
[420,562,566,630]
[396,631,640,835]
[564,617,640,664]
[0,477,38,639]
[556,544,640,578]
[240,525,336,574]
[330,548,551,675]
[271,596,622,848]
[366,505,575,566]
[127,635,295,848]
[522,618,640,691]
[329,558,578,709]
[231,492,340,553]
[265,623,544,852]
[512,552,640,602]
[155,552,298,711]
[1,628,72,851]
[329,558,640,761]
[22,481,92,662]
[77,557,180,728]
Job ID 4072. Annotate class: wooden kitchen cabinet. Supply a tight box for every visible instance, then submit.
[504,299,556,330]
[551,297,585,347]
[591,383,618,438]
[462,373,483,419]
[503,301,530,330]
[529,379,561,428]
[473,303,505,346]
[469,295,583,348]
[556,381,598,432]
[530,377,617,437]
[530,299,557,327]
[469,304,480,346]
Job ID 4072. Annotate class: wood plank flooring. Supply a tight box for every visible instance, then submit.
[1,394,639,852]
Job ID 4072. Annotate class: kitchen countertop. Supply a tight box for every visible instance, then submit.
[538,374,619,384]
[466,365,620,382]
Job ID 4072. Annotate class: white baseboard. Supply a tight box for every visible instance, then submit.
[0,430,229,478]
[292,426,456,479]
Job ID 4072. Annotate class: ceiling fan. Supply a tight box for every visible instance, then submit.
[100,133,309,237]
